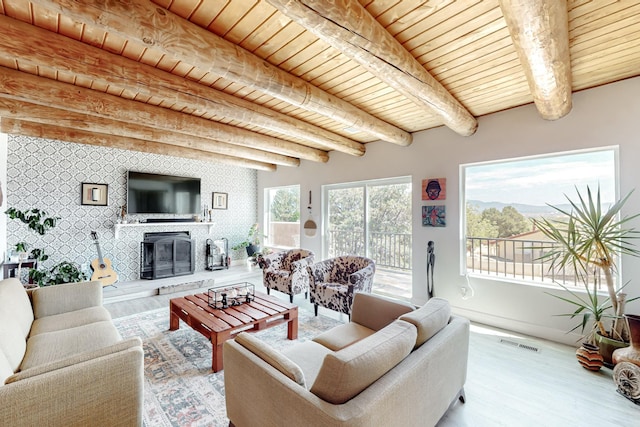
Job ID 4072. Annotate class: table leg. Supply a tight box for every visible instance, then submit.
[169,306,180,331]
[287,309,298,340]
[211,334,224,373]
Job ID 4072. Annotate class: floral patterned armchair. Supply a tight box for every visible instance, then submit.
[308,255,376,317]
[261,249,315,303]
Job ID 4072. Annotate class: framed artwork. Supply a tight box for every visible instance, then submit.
[422,178,446,201]
[81,183,108,206]
[212,192,228,210]
[422,205,446,227]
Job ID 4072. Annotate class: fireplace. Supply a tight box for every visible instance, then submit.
[140,231,195,280]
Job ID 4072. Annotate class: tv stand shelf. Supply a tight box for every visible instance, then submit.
[114,222,214,239]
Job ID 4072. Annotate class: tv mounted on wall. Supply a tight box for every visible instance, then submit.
[127,171,201,215]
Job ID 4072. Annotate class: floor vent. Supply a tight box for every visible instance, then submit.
[499,338,541,353]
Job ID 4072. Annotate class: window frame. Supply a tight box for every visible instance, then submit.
[459,146,620,287]
[263,184,301,250]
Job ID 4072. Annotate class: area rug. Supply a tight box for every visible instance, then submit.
[113,307,343,427]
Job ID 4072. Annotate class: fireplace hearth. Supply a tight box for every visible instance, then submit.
[140,231,195,280]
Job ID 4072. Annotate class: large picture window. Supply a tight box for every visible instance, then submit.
[461,147,617,287]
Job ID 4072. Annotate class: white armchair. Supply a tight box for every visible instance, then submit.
[262,249,315,303]
[308,255,375,317]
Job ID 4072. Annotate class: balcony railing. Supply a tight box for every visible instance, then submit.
[466,237,609,289]
[328,229,412,271]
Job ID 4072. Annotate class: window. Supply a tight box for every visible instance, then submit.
[461,147,617,286]
[324,176,412,299]
[264,185,300,249]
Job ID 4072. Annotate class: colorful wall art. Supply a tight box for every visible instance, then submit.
[422,205,446,227]
[422,178,446,200]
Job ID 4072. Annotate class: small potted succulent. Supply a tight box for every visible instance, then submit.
[232,223,262,257]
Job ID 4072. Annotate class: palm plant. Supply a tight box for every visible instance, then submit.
[533,186,640,341]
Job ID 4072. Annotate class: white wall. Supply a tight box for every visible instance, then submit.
[258,76,640,346]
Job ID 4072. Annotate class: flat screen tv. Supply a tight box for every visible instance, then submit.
[127,171,201,215]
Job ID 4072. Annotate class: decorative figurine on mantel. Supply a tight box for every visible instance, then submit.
[117,205,127,224]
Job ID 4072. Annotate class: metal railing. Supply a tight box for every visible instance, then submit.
[328,229,412,271]
[466,237,608,289]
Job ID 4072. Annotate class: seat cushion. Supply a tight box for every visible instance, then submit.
[313,322,376,351]
[284,340,334,389]
[20,320,122,371]
[29,306,113,336]
[399,297,451,348]
[310,319,416,404]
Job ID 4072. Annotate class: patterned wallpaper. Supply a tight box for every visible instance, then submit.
[6,135,258,282]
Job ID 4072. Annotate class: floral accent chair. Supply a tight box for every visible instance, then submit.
[308,255,376,317]
[262,249,315,303]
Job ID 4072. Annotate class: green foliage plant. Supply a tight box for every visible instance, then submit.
[5,207,84,286]
[6,208,59,235]
[231,223,261,252]
[533,186,640,342]
[30,261,87,287]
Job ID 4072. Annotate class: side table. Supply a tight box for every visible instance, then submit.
[2,259,37,284]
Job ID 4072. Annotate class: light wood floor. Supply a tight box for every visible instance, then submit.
[103,265,640,426]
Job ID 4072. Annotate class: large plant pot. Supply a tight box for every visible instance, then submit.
[595,332,629,368]
[613,314,640,366]
[246,244,260,257]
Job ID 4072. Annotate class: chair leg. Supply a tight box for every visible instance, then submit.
[289,294,294,303]
[458,387,466,404]
[314,304,318,316]
[266,288,270,295]
[305,291,308,299]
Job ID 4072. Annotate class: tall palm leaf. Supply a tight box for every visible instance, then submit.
[534,186,640,338]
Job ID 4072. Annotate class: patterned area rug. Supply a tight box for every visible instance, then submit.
[113,307,343,427]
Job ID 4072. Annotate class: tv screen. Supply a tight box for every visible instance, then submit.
[127,171,201,215]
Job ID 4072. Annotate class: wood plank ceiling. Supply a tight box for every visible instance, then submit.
[0,0,638,171]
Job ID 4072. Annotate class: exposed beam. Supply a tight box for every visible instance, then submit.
[0,66,327,164]
[0,14,363,157]
[499,0,572,120]
[1,118,276,171]
[29,0,412,146]
[266,0,478,137]
[0,98,299,167]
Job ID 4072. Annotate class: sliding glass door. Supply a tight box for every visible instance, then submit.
[324,176,412,298]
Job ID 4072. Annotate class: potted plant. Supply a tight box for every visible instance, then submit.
[533,186,640,366]
[5,207,85,287]
[232,223,262,257]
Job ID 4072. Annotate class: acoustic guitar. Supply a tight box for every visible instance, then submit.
[90,231,118,287]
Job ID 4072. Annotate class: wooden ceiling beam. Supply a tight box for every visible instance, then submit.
[266,0,478,137]
[0,98,299,167]
[29,0,412,146]
[0,66,327,164]
[499,0,572,120]
[0,14,362,157]
[0,118,276,171]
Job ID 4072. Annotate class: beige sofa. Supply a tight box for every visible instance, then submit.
[0,278,144,427]
[224,293,470,427]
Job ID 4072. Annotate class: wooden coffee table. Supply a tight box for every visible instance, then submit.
[169,290,298,372]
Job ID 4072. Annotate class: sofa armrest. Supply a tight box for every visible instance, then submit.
[308,258,333,283]
[31,281,103,319]
[351,293,415,331]
[262,251,286,271]
[0,343,144,427]
[349,262,375,292]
